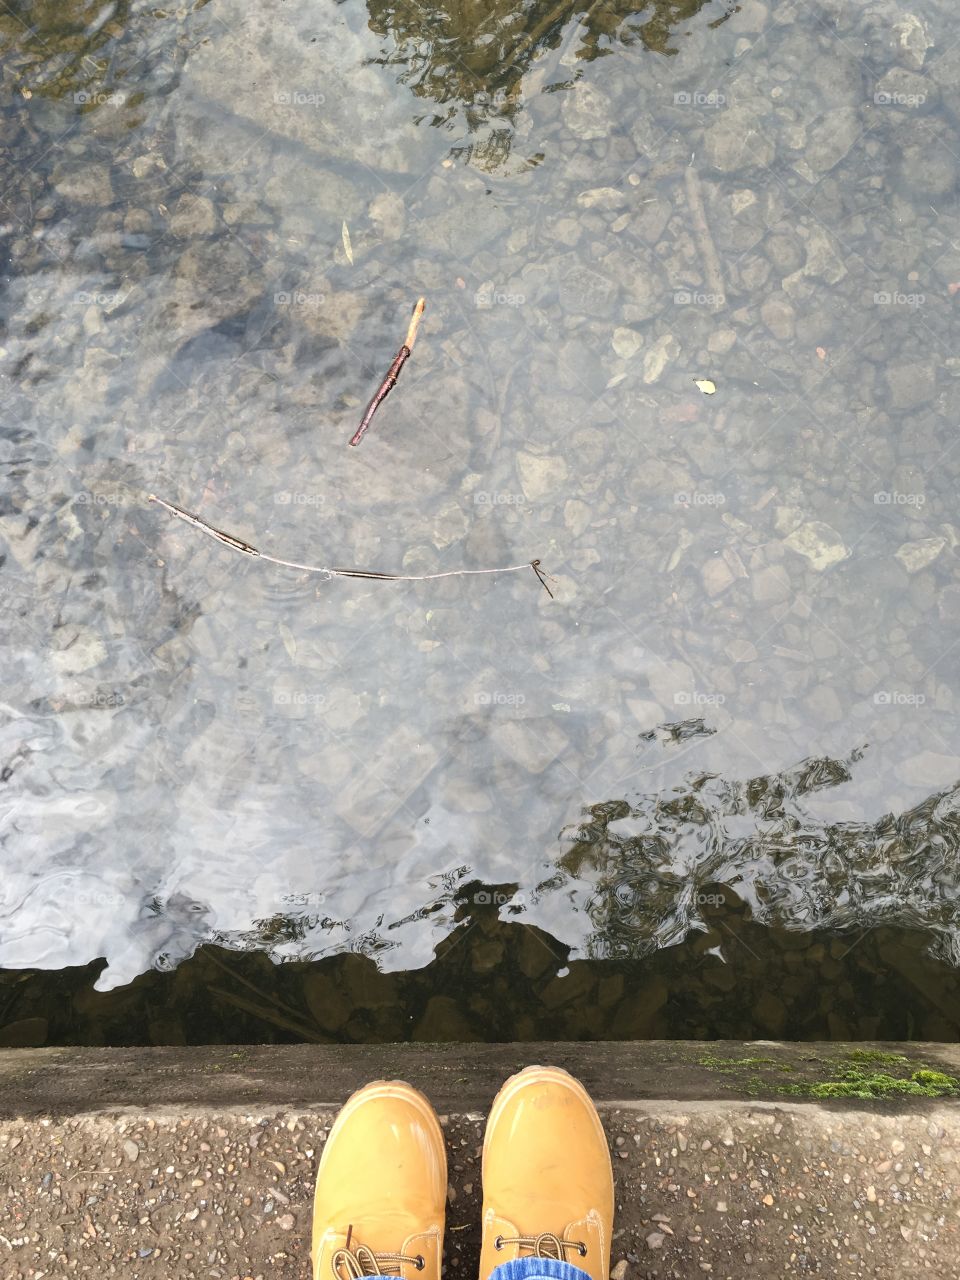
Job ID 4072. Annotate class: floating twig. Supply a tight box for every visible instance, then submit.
[148,494,553,594]
[349,297,425,446]
[531,560,555,598]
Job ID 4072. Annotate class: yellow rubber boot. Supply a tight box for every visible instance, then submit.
[480,1066,614,1280]
[312,1081,447,1280]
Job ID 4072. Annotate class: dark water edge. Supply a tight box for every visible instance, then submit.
[3,896,958,1047]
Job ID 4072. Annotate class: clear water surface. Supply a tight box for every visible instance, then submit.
[2,0,960,1027]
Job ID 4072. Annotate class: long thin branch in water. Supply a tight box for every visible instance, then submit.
[148,494,554,596]
[684,160,726,311]
[349,297,425,446]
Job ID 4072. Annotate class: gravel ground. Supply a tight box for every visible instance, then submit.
[2,1102,958,1278]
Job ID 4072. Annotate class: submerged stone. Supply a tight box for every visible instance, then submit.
[783,522,850,572]
[896,537,946,573]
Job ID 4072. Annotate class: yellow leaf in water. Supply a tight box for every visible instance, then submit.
[342,221,353,264]
[693,378,717,395]
[278,622,296,661]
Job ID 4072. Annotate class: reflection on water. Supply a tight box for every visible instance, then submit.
[1,2,187,108]
[565,744,960,967]
[365,0,727,168]
[3,903,959,1046]
[2,0,960,1038]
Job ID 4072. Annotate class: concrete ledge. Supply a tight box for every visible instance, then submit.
[2,1040,960,1115]
[2,1044,960,1278]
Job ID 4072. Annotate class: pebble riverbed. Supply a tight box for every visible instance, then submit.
[1,0,959,1014]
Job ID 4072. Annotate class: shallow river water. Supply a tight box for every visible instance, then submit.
[2,0,960,1043]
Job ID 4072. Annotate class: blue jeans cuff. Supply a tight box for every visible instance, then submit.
[490,1258,593,1280]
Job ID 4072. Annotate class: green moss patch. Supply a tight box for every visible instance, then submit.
[692,1049,960,1100]
[698,1054,792,1073]
[843,1049,909,1066]
[781,1064,960,1100]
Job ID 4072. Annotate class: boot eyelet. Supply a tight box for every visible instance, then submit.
[578,1245,587,1257]
[416,1257,425,1271]
[494,1237,503,1251]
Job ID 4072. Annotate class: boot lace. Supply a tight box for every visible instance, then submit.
[331,1242,425,1278]
[495,1232,587,1260]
